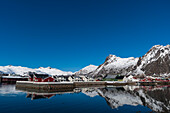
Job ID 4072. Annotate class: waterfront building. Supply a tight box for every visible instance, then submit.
[28,72,55,82]
[68,76,83,82]
[54,75,69,82]
[80,76,94,82]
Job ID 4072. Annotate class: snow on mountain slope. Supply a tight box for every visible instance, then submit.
[92,55,138,77]
[75,65,98,75]
[0,65,73,76]
[90,44,170,78]
[104,55,138,69]
[0,66,36,75]
[133,45,170,76]
[36,67,73,75]
[142,45,170,63]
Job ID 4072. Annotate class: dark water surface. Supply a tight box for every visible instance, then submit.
[0,85,169,113]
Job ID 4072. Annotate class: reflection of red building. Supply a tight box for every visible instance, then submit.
[26,93,55,100]
[28,72,55,82]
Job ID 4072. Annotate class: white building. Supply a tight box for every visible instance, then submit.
[80,76,94,82]
[54,75,68,82]
[68,76,74,82]
[123,75,139,82]
[68,76,83,82]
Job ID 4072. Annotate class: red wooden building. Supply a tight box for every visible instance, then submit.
[28,72,55,82]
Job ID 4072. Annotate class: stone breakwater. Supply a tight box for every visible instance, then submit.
[16,81,107,90]
[16,81,170,91]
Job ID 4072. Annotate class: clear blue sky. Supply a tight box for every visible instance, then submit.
[0,0,170,72]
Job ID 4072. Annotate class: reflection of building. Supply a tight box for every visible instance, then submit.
[26,93,56,100]
[73,88,82,93]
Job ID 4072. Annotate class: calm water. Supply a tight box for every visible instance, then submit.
[0,85,169,113]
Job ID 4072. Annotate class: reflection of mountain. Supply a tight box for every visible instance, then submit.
[1,84,169,112]
[81,88,99,97]
[97,87,143,109]
[22,86,168,113]
[94,86,170,113]
[0,85,23,95]
[146,88,170,113]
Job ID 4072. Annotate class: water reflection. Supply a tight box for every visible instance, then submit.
[97,86,170,113]
[0,84,23,96]
[26,93,56,100]
[1,85,170,113]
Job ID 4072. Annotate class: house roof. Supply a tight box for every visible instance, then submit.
[57,75,66,77]
[115,76,124,79]
[74,76,82,79]
[34,74,49,79]
[28,72,49,79]
[104,75,117,79]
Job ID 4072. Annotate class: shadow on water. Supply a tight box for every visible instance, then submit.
[0,84,170,113]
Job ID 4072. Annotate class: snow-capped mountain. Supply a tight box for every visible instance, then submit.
[89,45,170,78]
[1,45,170,77]
[92,55,138,78]
[36,67,73,76]
[133,45,170,76]
[0,65,73,76]
[75,65,98,76]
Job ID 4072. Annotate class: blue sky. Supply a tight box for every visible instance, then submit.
[0,0,170,72]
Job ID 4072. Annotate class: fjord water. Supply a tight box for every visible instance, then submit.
[0,85,169,113]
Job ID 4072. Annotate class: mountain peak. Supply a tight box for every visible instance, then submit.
[87,44,170,78]
[75,64,98,76]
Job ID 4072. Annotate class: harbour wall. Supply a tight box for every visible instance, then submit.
[16,81,170,91]
[16,81,108,90]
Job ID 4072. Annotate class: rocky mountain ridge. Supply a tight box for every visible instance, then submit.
[87,45,170,78]
[1,45,170,77]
